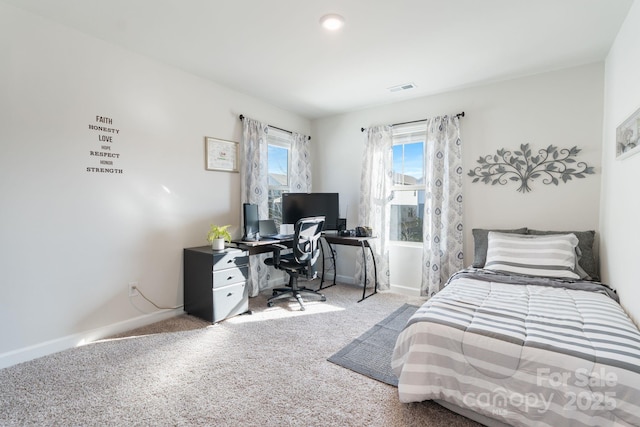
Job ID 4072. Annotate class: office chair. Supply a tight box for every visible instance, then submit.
[264,216,326,311]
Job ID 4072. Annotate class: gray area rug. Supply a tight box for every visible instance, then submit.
[328,303,418,386]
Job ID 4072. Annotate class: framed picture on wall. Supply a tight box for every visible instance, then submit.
[616,106,640,160]
[205,137,239,172]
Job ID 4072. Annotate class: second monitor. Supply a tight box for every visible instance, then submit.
[242,203,260,241]
[282,192,339,231]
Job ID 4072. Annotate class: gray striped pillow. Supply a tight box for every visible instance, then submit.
[485,231,580,279]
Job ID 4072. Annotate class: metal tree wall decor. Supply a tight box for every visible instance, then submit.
[468,143,595,193]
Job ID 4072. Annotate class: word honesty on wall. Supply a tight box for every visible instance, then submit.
[86,115,123,174]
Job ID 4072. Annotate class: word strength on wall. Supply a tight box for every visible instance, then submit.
[86,115,123,174]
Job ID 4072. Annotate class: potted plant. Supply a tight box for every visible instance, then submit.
[206,224,232,251]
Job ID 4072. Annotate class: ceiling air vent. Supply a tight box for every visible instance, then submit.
[388,83,416,93]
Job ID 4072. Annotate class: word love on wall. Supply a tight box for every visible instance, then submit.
[468,143,595,193]
[86,115,123,174]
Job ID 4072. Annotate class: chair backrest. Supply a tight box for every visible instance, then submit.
[292,216,325,267]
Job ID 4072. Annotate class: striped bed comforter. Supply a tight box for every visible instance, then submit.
[391,269,640,427]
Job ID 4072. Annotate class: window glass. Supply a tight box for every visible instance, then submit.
[391,125,426,243]
[268,189,284,224]
[390,189,425,242]
[392,142,424,185]
[267,130,291,225]
[268,144,289,187]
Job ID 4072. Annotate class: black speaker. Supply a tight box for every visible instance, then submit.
[337,218,347,232]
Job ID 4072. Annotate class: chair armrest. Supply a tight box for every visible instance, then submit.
[267,243,288,266]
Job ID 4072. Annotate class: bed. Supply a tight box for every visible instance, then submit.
[391,229,640,427]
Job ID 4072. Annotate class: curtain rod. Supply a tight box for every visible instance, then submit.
[239,114,311,140]
[360,111,465,132]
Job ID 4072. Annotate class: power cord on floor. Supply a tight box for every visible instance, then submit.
[132,285,183,310]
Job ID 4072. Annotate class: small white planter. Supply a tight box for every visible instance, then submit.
[211,238,225,251]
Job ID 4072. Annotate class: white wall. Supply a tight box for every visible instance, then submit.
[312,64,604,295]
[601,0,640,324]
[2,0,629,368]
[0,3,310,368]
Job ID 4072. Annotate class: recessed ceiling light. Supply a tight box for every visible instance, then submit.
[320,14,345,31]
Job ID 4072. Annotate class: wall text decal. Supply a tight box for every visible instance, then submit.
[86,115,123,174]
[468,144,595,193]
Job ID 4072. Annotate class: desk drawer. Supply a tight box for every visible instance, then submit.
[212,266,249,288]
[213,251,249,270]
[212,282,248,323]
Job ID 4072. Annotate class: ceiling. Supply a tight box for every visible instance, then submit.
[4,0,634,119]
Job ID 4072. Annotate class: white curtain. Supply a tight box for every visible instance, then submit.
[240,116,269,297]
[241,119,312,297]
[262,130,312,290]
[357,125,393,291]
[421,115,464,297]
[290,132,312,193]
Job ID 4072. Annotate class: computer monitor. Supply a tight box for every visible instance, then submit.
[282,193,339,231]
[243,203,260,241]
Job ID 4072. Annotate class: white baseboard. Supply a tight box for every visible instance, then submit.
[0,308,183,370]
[334,274,355,285]
[321,273,420,297]
[390,283,422,297]
[273,273,355,287]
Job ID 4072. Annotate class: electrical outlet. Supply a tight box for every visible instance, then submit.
[128,281,139,297]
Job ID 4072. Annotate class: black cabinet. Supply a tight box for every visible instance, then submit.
[184,246,250,323]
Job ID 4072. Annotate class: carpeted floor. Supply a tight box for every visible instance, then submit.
[328,303,418,386]
[0,282,481,427]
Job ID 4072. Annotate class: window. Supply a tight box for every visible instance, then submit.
[390,124,426,243]
[267,128,291,225]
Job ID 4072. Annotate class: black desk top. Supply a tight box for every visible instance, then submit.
[184,245,247,255]
[231,237,290,247]
[229,234,377,254]
[321,234,377,246]
[230,238,292,255]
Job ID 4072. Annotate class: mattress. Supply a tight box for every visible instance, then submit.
[391,269,640,427]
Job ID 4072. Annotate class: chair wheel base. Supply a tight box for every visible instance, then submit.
[267,286,326,311]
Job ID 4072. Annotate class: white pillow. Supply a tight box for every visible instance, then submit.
[485,232,580,279]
